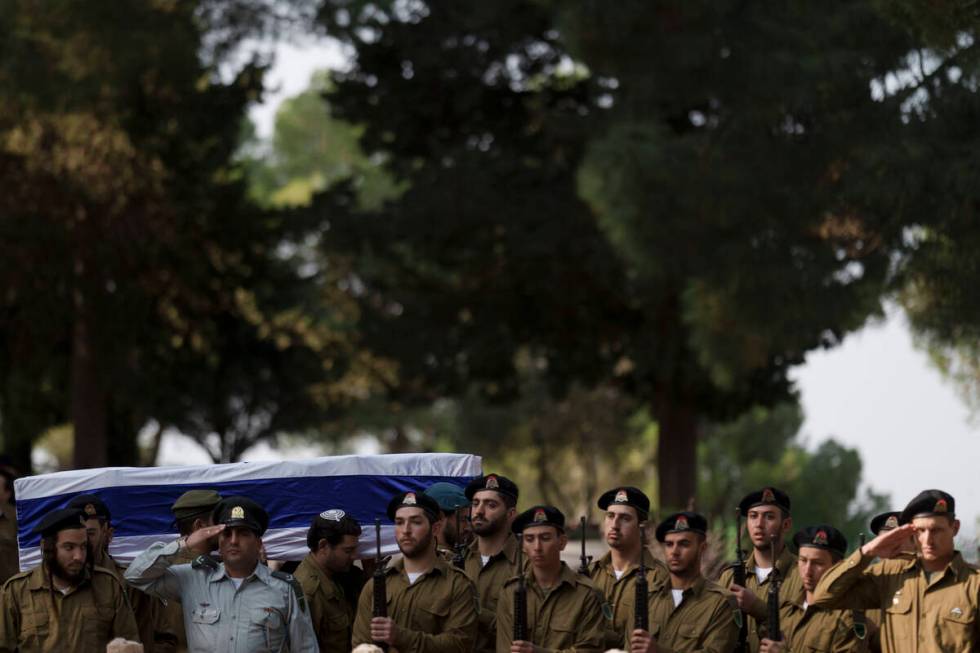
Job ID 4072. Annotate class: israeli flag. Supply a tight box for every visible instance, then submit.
[13,453,481,571]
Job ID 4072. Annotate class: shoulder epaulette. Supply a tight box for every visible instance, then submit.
[192,555,219,571]
[2,569,32,590]
[272,570,307,614]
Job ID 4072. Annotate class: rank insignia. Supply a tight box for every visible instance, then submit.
[231,506,245,520]
[675,515,690,531]
[615,489,628,503]
[952,607,963,617]
[813,530,828,546]
[533,508,547,523]
[486,475,499,489]
[854,622,867,640]
[404,492,417,505]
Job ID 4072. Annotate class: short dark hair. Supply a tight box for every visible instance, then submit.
[176,515,206,537]
[307,515,362,552]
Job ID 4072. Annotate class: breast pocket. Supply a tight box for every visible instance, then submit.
[415,599,450,634]
[251,607,287,651]
[81,605,115,643]
[19,609,50,647]
[546,613,579,650]
[885,591,911,616]
[188,605,220,648]
[937,608,975,650]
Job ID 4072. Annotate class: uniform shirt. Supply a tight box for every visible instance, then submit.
[0,562,139,652]
[352,556,478,653]
[495,562,606,653]
[124,539,318,653]
[717,546,804,651]
[97,549,178,653]
[619,575,739,653]
[464,533,520,653]
[588,548,669,649]
[0,502,18,585]
[164,547,198,653]
[778,584,861,653]
[810,548,980,653]
[294,553,352,653]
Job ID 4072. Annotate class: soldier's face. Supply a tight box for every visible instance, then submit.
[797,547,835,592]
[324,534,360,573]
[663,532,704,576]
[219,526,261,570]
[82,517,111,552]
[912,516,959,562]
[53,528,88,583]
[455,506,473,544]
[603,505,642,550]
[522,525,566,568]
[746,507,791,549]
[471,491,512,537]
[395,507,435,559]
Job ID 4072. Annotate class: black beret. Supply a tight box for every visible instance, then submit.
[33,508,86,538]
[212,496,269,536]
[464,474,519,502]
[870,511,901,535]
[738,487,791,516]
[66,494,111,522]
[793,525,847,558]
[900,489,955,523]
[512,505,565,534]
[656,511,708,542]
[597,486,650,518]
[386,491,441,521]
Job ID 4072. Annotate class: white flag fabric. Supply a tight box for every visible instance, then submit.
[13,453,482,571]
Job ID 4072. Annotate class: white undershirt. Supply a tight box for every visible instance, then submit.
[407,571,423,585]
[755,566,773,584]
[671,589,684,607]
[57,586,71,595]
[614,569,625,580]
[481,555,491,567]
[230,577,244,589]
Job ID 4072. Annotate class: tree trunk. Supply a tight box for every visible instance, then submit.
[653,392,698,512]
[70,266,107,469]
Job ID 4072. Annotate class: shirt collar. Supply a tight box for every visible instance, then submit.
[210,561,269,584]
[28,563,92,592]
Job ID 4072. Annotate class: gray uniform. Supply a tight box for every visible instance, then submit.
[124,540,318,653]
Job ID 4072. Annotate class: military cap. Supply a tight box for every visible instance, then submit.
[597,486,650,518]
[869,511,901,535]
[512,505,565,534]
[212,496,269,536]
[656,511,708,542]
[386,491,441,521]
[900,489,955,523]
[738,486,791,516]
[67,493,111,522]
[793,525,847,558]
[171,489,222,520]
[425,482,470,511]
[33,508,86,538]
[464,473,519,501]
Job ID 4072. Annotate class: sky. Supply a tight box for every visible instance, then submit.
[157,36,980,540]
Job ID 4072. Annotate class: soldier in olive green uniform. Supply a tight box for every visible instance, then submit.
[760,525,860,653]
[589,486,669,649]
[463,474,522,653]
[352,491,479,653]
[0,469,19,585]
[495,505,606,653]
[811,490,980,653]
[718,487,804,652]
[425,482,471,566]
[859,511,907,653]
[294,508,362,653]
[625,512,738,653]
[0,507,139,652]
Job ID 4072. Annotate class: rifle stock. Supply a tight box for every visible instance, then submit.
[514,533,527,642]
[373,518,389,652]
[634,523,649,632]
[732,508,749,653]
[852,533,868,641]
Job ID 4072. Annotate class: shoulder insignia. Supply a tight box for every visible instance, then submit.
[2,570,32,590]
[272,570,308,614]
[734,609,743,628]
[602,600,614,622]
[192,555,219,571]
[853,622,867,640]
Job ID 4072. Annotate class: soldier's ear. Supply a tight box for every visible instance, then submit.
[952,518,961,536]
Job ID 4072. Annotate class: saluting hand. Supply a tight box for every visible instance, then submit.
[759,637,785,653]
[510,640,536,653]
[630,628,657,653]
[371,616,399,646]
[728,583,765,619]
[861,524,915,559]
[184,524,225,555]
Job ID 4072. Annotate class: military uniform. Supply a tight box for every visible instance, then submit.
[0,501,17,585]
[295,552,353,653]
[352,556,479,653]
[495,562,606,653]
[779,583,861,653]
[464,532,521,653]
[588,549,668,649]
[718,545,803,648]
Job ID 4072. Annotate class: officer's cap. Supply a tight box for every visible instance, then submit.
[387,491,441,521]
[656,511,708,542]
[33,508,87,538]
[464,474,519,502]
[66,494,111,523]
[424,482,469,512]
[171,489,222,521]
[597,486,650,519]
[869,511,901,535]
[211,496,269,536]
[512,505,565,534]
[900,489,955,523]
[738,487,791,516]
[793,525,847,558]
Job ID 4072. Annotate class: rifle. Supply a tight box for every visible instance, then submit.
[373,518,389,652]
[513,532,528,642]
[452,510,466,569]
[766,535,782,643]
[852,533,868,641]
[634,523,649,632]
[578,515,593,575]
[732,508,749,653]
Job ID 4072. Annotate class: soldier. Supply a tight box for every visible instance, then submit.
[495,505,606,653]
[759,525,860,653]
[626,512,738,653]
[464,473,522,653]
[352,491,479,653]
[67,493,178,653]
[589,486,669,649]
[125,496,318,652]
[167,489,222,653]
[811,489,980,653]
[718,487,803,652]
[0,468,18,584]
[0,507,139,651]
[294,508,362,653]
[425,481,472,563]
